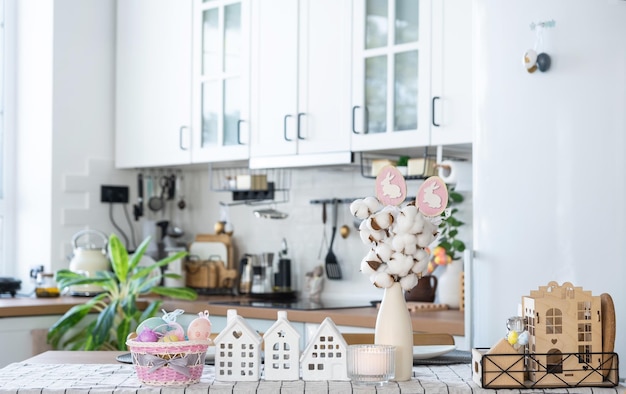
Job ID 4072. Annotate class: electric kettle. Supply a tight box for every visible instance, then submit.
[68,229,110,296]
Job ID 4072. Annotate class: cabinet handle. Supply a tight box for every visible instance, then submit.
[432,96,440,127]
[283,114,293,142]
[237,119,245,145]
[179,125,189,150]
[297,113,306,140]
[352,106,362,134]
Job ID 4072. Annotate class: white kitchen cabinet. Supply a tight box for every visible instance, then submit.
[429,0,473,146]
[191,0,251,163]
[350,0,433,152]
[248,0,353,169]
[115,0,193,169]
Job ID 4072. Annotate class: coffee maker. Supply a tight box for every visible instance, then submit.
[250,252,274,294]
[273,238,291,292]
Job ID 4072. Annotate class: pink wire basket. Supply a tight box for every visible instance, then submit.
[126,339,212,386]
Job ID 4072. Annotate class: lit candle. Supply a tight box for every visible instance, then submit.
[347,344,395,384]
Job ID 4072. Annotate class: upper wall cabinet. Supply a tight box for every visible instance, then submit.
[115,0,193,169]
[350,0,432,152]
[430,0,473,146]
[248,0,353,169]
[191,0,251,163]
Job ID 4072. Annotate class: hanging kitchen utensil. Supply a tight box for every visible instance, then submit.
[148,176,168,212]
[133,172,144,221]
[317,202,328,259]
[177,173,186,210]
[253,204,288,219]
[324,199,342,280]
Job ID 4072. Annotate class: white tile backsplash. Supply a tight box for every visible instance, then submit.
[175,165,473,303]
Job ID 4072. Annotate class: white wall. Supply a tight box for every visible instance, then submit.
[472,0,626,377]
[14,0,135,290]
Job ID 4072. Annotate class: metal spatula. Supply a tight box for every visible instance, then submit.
[325,199,342,280]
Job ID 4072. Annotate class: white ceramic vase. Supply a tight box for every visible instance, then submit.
[375,282,413,381]
[437,259,463,308]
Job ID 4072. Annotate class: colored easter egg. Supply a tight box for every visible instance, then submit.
[375,166,407,206]
[136,317,166,335]
[159,321,185,339]
[160,333,181,342]
[187,311,212,341]
[136,327,159,342]
[416,176,448,217]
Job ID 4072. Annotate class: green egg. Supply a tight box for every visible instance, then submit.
[136,317,166,334]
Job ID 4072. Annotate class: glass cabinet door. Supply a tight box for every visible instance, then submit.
[352,0,431,151]
[192,0,250,162]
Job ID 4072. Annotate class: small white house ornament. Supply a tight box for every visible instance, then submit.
[263,311,301,381]
[300,317,349,381]
[213,309,263,381]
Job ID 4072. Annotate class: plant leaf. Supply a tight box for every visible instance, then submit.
[109,234,129,284]
[117,317,132,350]
[150,286,198,300]
[47,302,94,347]
[128,236,152,272]
[92,300,118,349]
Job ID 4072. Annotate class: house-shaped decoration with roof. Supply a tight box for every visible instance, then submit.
[522,281,604,386]
[213,309,263,381]
[262,310,301,381]
[300,317,349,381]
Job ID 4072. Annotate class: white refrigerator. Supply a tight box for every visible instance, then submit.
[471,0,626,378]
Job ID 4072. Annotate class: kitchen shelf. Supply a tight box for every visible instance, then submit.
[359,150,437,180]
[208,164,291,205]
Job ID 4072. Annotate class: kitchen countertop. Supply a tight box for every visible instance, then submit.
[0,294,464,336]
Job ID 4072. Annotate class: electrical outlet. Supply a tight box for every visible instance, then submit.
[101,185,129,203]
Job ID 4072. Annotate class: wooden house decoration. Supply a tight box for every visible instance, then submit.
[213,309,263,381]
[522,281,603,386]
[263,310,301,381]
[300,317,349,381]
[472,338,525,388]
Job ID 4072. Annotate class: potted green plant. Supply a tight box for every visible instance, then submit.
[48,233,197,351]
[434,187,466,263]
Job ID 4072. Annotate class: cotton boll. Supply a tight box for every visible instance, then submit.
[360,257,380,275]
[411,259,428,275]
[350,199,371,220]
[400,274,418,291]
[374,242,393,263]
[416,231,437,248]
[387,252,414,277]
[363,196,382,214]
[414,248,430,264]
[391,233,417,255]
[372,271,394,288]
[370,211,394,230]
[400,203,418,219]
[408,213,426,234]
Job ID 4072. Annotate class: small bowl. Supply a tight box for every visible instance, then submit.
[347,344,396,385]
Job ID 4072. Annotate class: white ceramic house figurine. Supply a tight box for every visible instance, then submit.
[300,317,349,381]
[263,310,301,381]
[213,309,263,381]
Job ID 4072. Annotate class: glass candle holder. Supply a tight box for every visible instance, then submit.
[347,344,396,385]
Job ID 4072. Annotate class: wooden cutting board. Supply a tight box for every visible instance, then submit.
[601,292,616,378]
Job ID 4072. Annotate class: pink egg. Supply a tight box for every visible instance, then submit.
[187,311,212,340]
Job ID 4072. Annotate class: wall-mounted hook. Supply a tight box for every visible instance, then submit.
[530,19,556,31]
